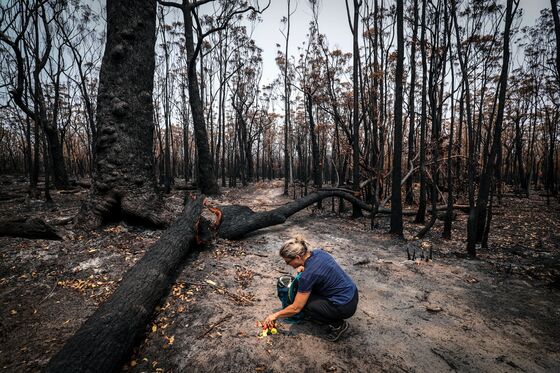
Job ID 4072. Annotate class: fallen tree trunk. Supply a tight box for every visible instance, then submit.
[44,196,205,373]
[216,190,468,239]
[217,189,370,239]
[0,218,62,240]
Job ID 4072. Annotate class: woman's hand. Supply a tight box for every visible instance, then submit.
[296,266,305,273]
[264,313,277,325]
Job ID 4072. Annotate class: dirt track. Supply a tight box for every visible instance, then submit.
[1,180,559,372]
[129,181,560,372]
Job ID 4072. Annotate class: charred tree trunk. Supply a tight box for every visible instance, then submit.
[217,189,370,240]
[77,0,165,229]
[467,0,517,256]
[283,0,292,196]
[514,112,527,194]
[551,0,560,84]
[390,0,404,236]
[415,0,428,224]
[348,0,363,218]
[406,0,419,205]
[443,24,455,239]
[45,197,204,373]
[307,92,321,189]
[182,6,219,195]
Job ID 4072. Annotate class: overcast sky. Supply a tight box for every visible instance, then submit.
[249,0,552,86]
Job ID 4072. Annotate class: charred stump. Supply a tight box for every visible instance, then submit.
[44,196,205,373]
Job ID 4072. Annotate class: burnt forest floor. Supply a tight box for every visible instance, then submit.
[0,176,559,372]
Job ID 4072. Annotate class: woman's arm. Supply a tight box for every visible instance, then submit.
[265,291,310,323]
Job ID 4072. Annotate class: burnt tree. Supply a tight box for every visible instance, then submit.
[77,0,164,229]
[390,0,404,236]
[0,1,70,190]
[467,0,518,256]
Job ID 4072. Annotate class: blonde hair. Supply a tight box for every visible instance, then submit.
[280,234,309,259]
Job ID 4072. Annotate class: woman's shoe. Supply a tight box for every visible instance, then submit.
[325,320,349,342]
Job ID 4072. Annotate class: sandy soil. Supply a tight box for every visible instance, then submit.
[1,179,559,372]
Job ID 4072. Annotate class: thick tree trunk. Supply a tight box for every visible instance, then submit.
[77,0,164,229]
[43,121,69,189]
[45,197,204,373]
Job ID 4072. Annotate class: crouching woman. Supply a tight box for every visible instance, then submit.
[264,235,359,341]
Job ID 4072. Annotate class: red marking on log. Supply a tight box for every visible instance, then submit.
[208,207,222,228]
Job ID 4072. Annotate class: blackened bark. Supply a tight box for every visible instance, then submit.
[283,0,292,195]
[451,0,477,257]
[77,0,164,229]
[182,8,219,195]
[468,0,517,255]
[390,0,404,236]
[349,0,363,218]
[415,0,428,224]
[0,218,61,240]
[514,112,527,194]
[45,197,204,373]
[406,0,419,205]
[217,189,371,240]
[307,92,321,188]
[443,50,455,239]
[551,0,560,82]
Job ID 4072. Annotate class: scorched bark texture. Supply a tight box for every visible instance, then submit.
[77,0,162,228]
[44,196,204,373]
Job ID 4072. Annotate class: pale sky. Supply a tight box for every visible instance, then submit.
[250,0,553,86]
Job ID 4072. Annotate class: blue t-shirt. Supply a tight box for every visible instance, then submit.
[298,249,357,305]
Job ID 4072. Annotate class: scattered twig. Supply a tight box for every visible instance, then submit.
[361,309,375,318]
[248,252,268,258]
[394,305,414,310]
[353,259,371,266]
[181,280,254,305]
[40,279,58,304]
[197,313,233,339]
[431,348,457,370]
